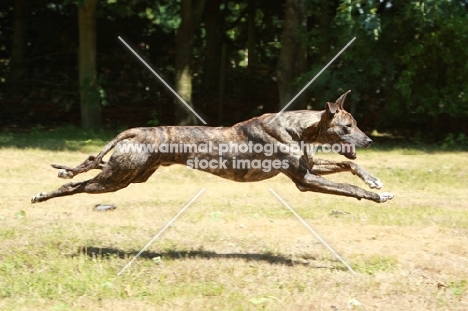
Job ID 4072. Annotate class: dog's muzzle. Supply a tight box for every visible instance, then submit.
[364,136,373,148]
[339,137,372,160]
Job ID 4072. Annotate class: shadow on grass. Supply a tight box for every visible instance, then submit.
[78,246,339,269]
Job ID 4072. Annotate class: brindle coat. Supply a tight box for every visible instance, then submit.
[31,91,393,204]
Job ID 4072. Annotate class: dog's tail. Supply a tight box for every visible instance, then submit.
[51,128,140,179]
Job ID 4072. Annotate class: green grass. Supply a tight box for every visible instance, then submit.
[350,255,399,275]
[0,128,467,310]
[0,126,117,151]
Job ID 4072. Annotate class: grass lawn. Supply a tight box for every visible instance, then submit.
[0,128,467,310]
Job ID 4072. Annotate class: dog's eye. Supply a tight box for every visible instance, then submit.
[345,124,352,128]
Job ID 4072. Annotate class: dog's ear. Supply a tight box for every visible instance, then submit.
[335,90,351,110]
[325,102,339,118]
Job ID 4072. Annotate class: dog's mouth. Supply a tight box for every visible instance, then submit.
[339,142,357,160]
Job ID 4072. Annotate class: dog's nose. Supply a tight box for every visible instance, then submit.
[366,136,372,146]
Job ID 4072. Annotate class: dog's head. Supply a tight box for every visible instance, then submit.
[319,90,372,160]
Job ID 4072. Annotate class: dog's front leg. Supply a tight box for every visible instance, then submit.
[303,155,384,189]
[284,157,393,203]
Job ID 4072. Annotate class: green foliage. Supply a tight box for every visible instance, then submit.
[302,0,392,116]
[301,0,468,138]
[391,1,468,118]
[1,0,467,136]
[101,0,147,18]
[442,132,468,149]
[147,110,160,126]
[337,0,381,40]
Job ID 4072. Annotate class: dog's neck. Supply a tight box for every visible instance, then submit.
[301,121,323,143]
[282,110,325,143]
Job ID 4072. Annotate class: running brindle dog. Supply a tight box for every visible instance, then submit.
[31,91,393,204]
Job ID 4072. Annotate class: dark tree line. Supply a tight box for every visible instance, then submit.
[1,0,467,142]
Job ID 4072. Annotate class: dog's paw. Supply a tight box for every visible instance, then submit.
[365,177,383,189]
[378,192,394,203]
[31,192,47,203]
[58,169,73,179]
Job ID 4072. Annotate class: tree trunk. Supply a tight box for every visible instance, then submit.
[78,0,101,130]
[9,0,28,93]
[218,43,227,125]
[276,0,307,110]
[247,0,257,68]
[175,0,206,125]
[202,0,221,110]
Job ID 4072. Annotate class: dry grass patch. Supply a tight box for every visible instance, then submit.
[0,134,467,310]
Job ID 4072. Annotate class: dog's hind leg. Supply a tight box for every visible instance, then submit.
[52,156,107,179]
[50,129,140,179]
[32,160,160,203]
[31,171,133,203]
[31,179,95,203]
